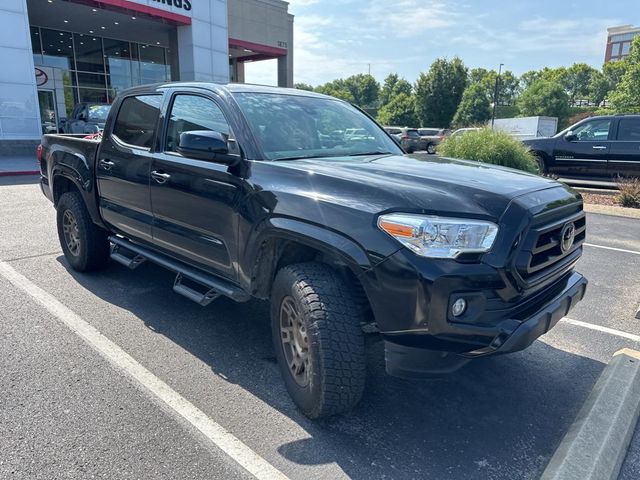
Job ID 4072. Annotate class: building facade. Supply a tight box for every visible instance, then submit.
[0,0,293,153]
[605,25,640,62]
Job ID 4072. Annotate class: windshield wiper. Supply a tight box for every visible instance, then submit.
[348,151,394,156]
[273,154,333,161]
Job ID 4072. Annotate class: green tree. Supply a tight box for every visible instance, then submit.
[294,83,314,91]
[414,57,467,127]
[452,83,491,127]
[468,68,519,106]
[603,60,627,90]
[562,63,599,103]
[610,36,640,112]
[377,92,418,126]
[314,82,355,102]
[380,73,412,106]
[588,71,609,106]
[518,79,571,123]
[343,74,380,107]
[520,70,542,90]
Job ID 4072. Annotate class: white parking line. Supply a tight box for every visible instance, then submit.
[0,260,289,480]
[584,243,640,256]
[561,317,640,343]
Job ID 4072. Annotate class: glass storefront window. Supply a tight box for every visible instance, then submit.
[78,89,109,103]
[40,29,74,70]
[31,26,171,119]
[74,34,104,73]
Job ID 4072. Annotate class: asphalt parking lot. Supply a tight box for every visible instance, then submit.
[1,176,639,480]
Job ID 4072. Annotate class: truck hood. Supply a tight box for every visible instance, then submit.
[264,154,566,220]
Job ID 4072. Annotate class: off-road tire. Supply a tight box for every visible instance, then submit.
[271,262,366,419]
[56,191,110,272]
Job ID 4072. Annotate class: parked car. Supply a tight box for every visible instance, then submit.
[418,128,450,154]
[523,115,640,178]
[384,126,423,153]
[450,127,482,137]
[40,83,587,419]
[59,103,111,134]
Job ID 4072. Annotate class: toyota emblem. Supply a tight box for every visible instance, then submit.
[35,68,48,87]
[560,222,576,253]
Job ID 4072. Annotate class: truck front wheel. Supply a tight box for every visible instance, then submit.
[270,263,366,419]
[56,192,110,272]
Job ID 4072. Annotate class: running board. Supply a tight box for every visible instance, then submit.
[110,244,147,270]
[108,236,250,304]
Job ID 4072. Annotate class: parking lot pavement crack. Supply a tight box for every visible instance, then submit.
[3,251,63,262]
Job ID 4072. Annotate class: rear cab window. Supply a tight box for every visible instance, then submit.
[112,95,162,149]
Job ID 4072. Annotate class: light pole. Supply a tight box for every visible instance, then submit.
[491,63,504,129]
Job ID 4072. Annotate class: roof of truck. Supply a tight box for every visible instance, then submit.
[120,81,334,101]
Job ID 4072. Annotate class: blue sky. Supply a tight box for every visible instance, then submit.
[244,0,639,86]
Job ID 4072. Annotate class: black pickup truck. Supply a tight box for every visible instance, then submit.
[40,82,588,418]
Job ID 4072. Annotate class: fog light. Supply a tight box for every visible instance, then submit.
[452,298,467,317]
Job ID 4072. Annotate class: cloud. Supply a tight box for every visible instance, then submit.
[362,0,460,38]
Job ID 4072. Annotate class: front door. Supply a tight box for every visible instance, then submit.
[38,90,58,134]
[150,92,243,280]
[552,118,613,176]
[96,94,162,242]
[609,117,640,178]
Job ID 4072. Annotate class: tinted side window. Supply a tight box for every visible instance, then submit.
[166,95,230,152]
[617,118,640,141]
[573,119,612,141]
[112,95,161,148]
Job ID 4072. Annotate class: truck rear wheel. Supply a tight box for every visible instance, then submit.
[56,192,110,272]
[270,263,366,419]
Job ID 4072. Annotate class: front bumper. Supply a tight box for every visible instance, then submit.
[383,271,587,378]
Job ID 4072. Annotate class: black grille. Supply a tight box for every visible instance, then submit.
[515,210,586,285]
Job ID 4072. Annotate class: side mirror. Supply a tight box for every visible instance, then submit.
[564,131,577,142]
[177,130,239,165]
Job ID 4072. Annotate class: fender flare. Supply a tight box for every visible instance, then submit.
[49,150,104,228]
[241,216,378,297]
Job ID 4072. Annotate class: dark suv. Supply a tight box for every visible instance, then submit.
[524,115,640,178]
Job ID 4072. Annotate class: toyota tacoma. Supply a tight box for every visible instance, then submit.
[39,82,588,418]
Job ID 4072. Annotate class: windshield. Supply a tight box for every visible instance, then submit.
[87,104,111,122]
[233,92,402,160]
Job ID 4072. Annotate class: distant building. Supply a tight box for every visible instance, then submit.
[605,25,640,62]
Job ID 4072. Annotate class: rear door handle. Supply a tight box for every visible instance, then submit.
[99,159,115,170]
[592,145,607,150]
[151,170,171,184]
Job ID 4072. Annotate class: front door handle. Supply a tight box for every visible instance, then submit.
[99,159,115,170]
[151,170,171,184]
[592,145,607,150]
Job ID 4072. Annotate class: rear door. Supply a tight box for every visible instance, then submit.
[609,117,640,178]
[149,91,243,280]
[552,117,613,176]
[96,94,162,242]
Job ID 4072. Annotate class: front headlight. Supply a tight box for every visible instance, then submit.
[378,213,499,259]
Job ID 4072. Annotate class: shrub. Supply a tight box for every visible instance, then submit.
[616,177,640,208]
[437,128,538,173]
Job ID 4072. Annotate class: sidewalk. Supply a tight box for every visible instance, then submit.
[0,155,39,177]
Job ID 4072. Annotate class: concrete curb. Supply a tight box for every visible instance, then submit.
[541,349,640,480]
[0,170,39,177]
[583,203,640,220]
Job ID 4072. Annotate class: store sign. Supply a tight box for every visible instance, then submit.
[151,0,192,12]
[35,68,49,87]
